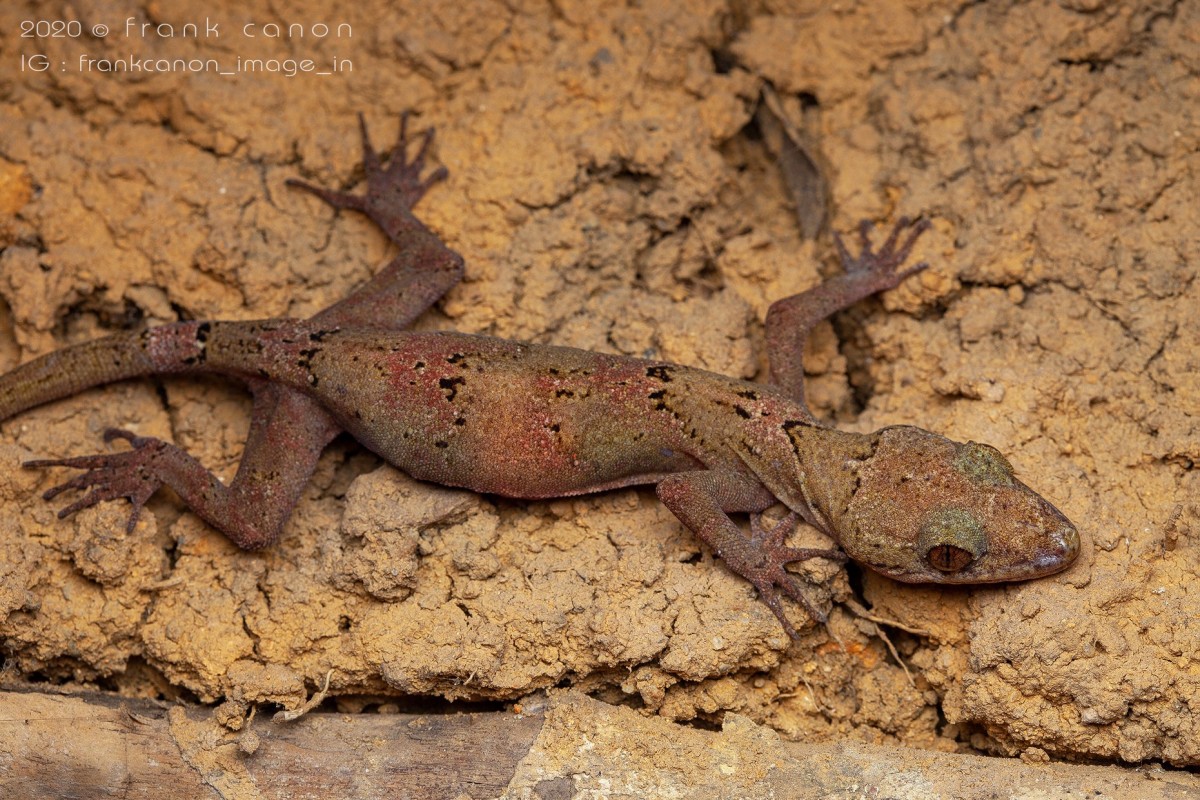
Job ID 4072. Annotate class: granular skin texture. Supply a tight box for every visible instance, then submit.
[0,0,1197,783]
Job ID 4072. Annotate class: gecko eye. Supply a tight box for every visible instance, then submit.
[927,544,974,572]
[918,507,986,574]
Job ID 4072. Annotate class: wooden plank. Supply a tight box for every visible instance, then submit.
[4,688,1197,799]
[0,689,543,800]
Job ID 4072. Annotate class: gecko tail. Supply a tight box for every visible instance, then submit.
[0,322,211,421]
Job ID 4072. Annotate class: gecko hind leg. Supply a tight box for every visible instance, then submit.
[24,385,340,549]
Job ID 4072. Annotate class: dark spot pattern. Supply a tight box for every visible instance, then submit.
[307,328,334,342]
[439,376,466,401]
[296,346,321,386]
[297,347,320,370]
[646,365,673,382]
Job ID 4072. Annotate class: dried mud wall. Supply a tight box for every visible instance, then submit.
[1,0,1197,787]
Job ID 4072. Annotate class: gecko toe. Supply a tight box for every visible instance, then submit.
[286,179,368,213]
[57,489,108,519]
[755,584,802,639]
[26,435,167,530]
[395,126,436,177]
[885,217,931,267]
[42,469,104,501]
[102,427,141,445]
[419,165,449,194]
[749,510,800,547]
[877,216,910,255]
[774,569,828,624]
[784,546,848,565]
[857,219,874,250]
[356,112,383,173]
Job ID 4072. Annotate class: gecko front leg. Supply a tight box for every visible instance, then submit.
[765,218,930,406]
[657,470,845,637]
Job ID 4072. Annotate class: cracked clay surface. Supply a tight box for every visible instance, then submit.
[1,0,1198,783]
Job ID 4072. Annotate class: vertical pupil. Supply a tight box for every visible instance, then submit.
[928,544,972,572]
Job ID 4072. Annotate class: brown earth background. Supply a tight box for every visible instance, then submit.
[1,0,1198,797]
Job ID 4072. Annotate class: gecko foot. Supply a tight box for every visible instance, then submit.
[833,216,931,292]
[23,429,167,534]
[745,511,848,638]
[287,111,448,217]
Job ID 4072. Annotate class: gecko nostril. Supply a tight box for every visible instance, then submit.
[1030,523,1079,574]
[1058,523,1080,557]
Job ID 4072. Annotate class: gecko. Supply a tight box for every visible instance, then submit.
[0,114,1079,637]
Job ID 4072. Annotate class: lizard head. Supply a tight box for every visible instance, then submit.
[836,425,1079,584]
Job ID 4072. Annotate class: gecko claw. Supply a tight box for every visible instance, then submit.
[24,429,167,533]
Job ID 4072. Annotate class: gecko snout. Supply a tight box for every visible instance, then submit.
[1030,519,1080,574]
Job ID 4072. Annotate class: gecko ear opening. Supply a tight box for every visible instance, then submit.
[919,507,987,574]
